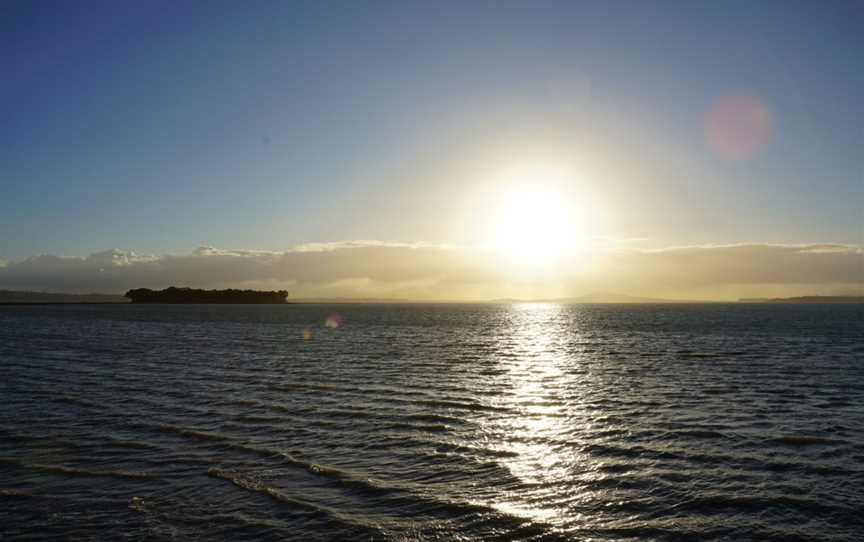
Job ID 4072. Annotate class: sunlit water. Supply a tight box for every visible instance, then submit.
[1,303,862,541]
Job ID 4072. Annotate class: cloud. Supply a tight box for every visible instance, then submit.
[0,242,860,300]
[596,244,863,299]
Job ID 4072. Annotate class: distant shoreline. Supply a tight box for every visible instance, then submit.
[0,301,129,306]
[1,299,861,306]
[737,296,864,304]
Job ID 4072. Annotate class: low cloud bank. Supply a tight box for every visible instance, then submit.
[0,242,860,300]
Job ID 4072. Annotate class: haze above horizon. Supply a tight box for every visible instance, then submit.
[1,1,861,299]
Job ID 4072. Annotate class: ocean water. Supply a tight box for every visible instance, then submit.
[1,303,862,541]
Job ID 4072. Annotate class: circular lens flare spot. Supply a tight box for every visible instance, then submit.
[324,313,343,329]
[705,95,772,159]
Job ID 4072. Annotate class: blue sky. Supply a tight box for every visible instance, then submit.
[1,0,862,262]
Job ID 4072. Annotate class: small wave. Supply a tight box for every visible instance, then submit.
[378,421,450,433]
[157,424,231,442]
[402,412,468,425]
[775,435,837,446]
[595,462,635,473]
[579,442,644,460]
[669,493,840,515]
[0,457,156,480]
[223,442,363,484]
[223,398,259,407]
[0,429,31,443]
[207,465,546,540]
[208,467,335,510]
[233,413,286,424]
[759,458,854,477]
[206,467,385,535]
[702,387,737,396]
[431,441,519,459]
[212,443,525,520]
[270,381,357,394]
[0,489,33,498]
[55,395,99,408]
[815,400,853,409]
[663,429,727,440]
[37,464,157,480]
[678,351,718,358]
[412,398,510,413]
[108,438,161,450]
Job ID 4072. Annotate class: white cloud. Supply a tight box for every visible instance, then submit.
[0,242,860,300]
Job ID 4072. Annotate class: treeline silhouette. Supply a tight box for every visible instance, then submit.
[125,287,288,304]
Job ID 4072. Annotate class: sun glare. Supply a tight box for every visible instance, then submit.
[493,186,571,263]
[487,166,592,269]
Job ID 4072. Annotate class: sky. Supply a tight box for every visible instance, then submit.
[1,1,862,298]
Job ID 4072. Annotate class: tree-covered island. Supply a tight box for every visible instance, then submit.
[125,287,288,304]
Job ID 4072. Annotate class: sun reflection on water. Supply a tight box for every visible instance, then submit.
[484,303,585,524]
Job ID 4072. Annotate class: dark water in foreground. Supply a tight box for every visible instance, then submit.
[1,303,862,541]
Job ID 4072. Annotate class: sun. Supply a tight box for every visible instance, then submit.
[492,185,570,263]
[486,169,592,269]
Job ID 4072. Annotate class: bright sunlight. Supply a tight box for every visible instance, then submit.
[487,166,594,269]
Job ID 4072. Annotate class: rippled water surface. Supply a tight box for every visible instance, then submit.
[1,303,862,541]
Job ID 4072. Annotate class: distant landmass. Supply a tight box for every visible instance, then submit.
[738,296,863,304]
[125,287,288,304]
[489,293,708,304]
[2,289,859,305]
[290,293,703,304]
[0,290,126,303]
[545,292,703,304]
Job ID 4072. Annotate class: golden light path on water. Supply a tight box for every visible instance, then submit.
[481,303,592,527]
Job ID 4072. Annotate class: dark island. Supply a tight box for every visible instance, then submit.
[125,287,288,304]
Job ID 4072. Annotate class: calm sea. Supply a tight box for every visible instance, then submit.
[1,303,862,541]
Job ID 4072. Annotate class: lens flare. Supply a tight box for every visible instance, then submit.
[705,95,772,159]
[325,313,343,329]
